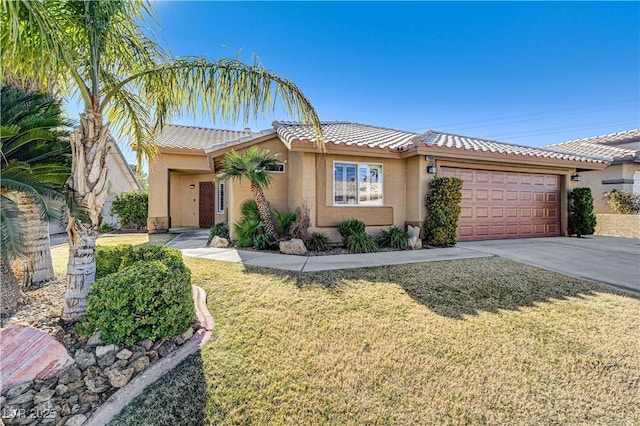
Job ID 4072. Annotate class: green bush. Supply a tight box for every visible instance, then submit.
[424,176,463,247]
[82,260,195,346]
[273,209,297,238]
[345,231,378,253]
[234,219,263,248]
[306,232,330,251]
[338,219,366,242]
[99,223,116,234]
[377,225,409,250]
[112,191,148,229]
[96,244,134,279]
[604,190,640,214]
[569,187,596,237]
[119,245,186,271]
[210,223,230,239]
[253,233,278,251]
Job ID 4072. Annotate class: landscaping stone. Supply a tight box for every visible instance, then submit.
[147,350,158,363]
[78,390,99,404]
[74,350,96,370]
[6,390,35,405]
[33,389,55,404]
[107,368,134,388]
[65,414,86,426]
[54,385,68,396]
[86,332,103,347]
[129,355,150,373]
[95,345,117,358]
[57,367,81,385]
[84,376,109,394]
[280,238,307,255]
[97,351,116,368]
[181,327,194,341]
[408,236,422,250]
[156,341,176,358]
[5,381,33,398]
[83,366,101,380]
[66,379,84,392]
[115,349,132,360]
[210,235,230,248]
[137,339,153,351]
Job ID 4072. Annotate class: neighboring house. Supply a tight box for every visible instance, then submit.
[148,122,607,242]
[49,138,142,234]
[544,129,640,214]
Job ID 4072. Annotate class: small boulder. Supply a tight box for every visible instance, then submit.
[279,238,307,255]
[137,339,153,351]
[156,340,176,358]
[5,381,33,399]
[54,384,68,396]
[6,390,35,405]
[33,389,55,405]
[86,331,103,347]
[74,349,96,370]
[97,351,116,368]
[116,349,133,360]
[181,327,194,342]
[95,344,117,358]
[78,390,99,404]
[129,355,149,373]
[107,368,134,388]
[210,235,230,248]
[58,366,82,385]
[407,225,421,239]
[408,235,422,250]
[84,376,109,394]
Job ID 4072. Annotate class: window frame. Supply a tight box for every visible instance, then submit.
[266,161,286,173]
[216,180,225,214]
[332,160,384,207]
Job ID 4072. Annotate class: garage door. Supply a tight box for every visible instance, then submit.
[440,167,561,241]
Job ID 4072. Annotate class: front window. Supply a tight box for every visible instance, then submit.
[216,180,225,213]
[334,162,383,206]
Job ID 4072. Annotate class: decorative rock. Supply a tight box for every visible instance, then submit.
[67,379,84,392]
[83,366,101,380]
[115,349,132,360]
[210,235,230,248]
[33,389,55,404]
[84,376,109,394]
[129,355,149,373]
[147,350,158,363]
[5,381,33,398]
[156,341,176,358]
[68,395,79,406]
[74,349,96,370]
[97,351,116,368]
[95,345,117,358]
[77,404,91,415]
[181,327,194,341]
[107,368,134,388]
[65,414,87,426]
[54,384,68,396]
[408,236,422,250]
[78,390,99,404]
[57,366,81,385]
[137,339,153,351]
[60,402,71,417]
[86,331,103,347]
[407,225,421,238]
[279,238,307,255]
[6,390,35,405]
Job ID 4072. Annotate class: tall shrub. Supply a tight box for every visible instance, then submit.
[424,176,463,247]
[568,187,596,237]
[112,191,148,229]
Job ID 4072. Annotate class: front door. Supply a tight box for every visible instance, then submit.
[199,182,214,228]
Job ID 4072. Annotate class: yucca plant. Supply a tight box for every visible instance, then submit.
[345,231,378,254]
[377,226,410,250]
[306,232,330,252]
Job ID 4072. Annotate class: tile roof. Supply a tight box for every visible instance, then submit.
[543,129,640,163]
[417,131,608,164]
[156,124,253,150]
[274,121,419,150]
[551,128,640,146]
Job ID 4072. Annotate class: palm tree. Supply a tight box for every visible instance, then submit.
[217,147,281,237]
[1,85,72,290]
[2,0,321,320]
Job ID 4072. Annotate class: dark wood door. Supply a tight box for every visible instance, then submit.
[440,167,561,241]
[199,182,214,228]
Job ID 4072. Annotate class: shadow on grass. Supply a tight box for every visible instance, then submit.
[108,352,207,426]
[242,257,637,320]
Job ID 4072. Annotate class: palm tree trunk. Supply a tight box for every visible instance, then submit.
[62,112,110,321]
[250,182,277,237]
[1,258,22,317]
[14,192,55,290]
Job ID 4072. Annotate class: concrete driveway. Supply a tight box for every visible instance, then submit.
[457,236,640,294]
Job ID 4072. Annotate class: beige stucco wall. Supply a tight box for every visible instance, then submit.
[148,151,212,231]
[594,214,640,238]
[569,163,640,214]
[168,173,216,228]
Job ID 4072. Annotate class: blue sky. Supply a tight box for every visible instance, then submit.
[112,1,639,162]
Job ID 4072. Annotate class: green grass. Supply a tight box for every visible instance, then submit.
[104,252,640,425]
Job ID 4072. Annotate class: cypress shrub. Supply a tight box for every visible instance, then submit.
[568,187,596,237]
[424,176,464,247]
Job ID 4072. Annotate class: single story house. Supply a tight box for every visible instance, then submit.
[49,138,142,234]
[148,122,607,241]
[544,129,640,214]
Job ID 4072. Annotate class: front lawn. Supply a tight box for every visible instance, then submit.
[109,254,640,425]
